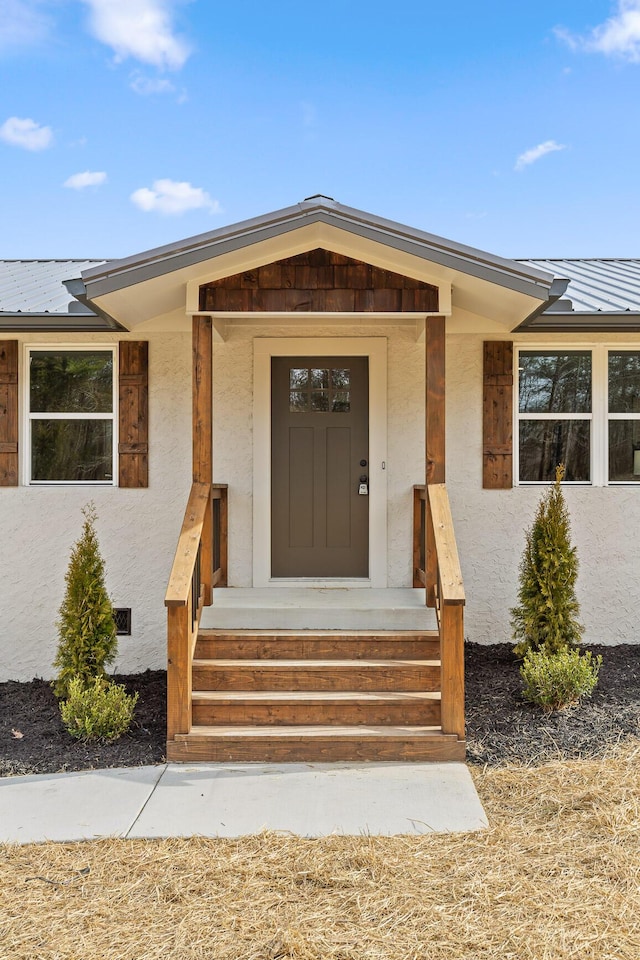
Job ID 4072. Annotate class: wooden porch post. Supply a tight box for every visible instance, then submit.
[425,316,445,607]
[193,315,213,605]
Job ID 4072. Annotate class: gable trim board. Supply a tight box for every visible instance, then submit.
[0,340,148,488]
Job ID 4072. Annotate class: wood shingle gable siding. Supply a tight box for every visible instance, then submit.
[483,341,513,489]
[0,340,18,486]
[199,249,439,313]
[119,341,149,488]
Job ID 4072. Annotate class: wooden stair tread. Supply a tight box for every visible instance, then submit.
[192,690,441,702]
[198,629,439,638]
[179,724,453,739]
[193,658,440,668]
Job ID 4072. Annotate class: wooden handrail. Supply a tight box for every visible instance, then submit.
[165,482,211,607]
[426,483,465,606]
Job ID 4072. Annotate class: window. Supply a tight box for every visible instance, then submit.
[289,366,351,412]
[27,348,116,484]
[608,351,640,482]
[518,351,591,482]
[516,346,640,485]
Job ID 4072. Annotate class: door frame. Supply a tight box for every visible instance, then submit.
[253,337,388,588]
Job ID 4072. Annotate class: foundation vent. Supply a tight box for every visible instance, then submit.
[113,608,132,636]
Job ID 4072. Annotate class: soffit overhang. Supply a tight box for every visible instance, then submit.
[68,200,561,330]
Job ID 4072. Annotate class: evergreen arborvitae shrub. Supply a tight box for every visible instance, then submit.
[511,464,583,657]
[520,648,602,713]
[60,677,138,741]
[53,503,117,699]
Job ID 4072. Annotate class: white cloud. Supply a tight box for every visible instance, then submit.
[64,170,108,189]
[81,0,190,70]
[556,1,640,62]
[130,179,220,215]
[0,0,51,52]
[0,116,52,150]
[130,72,176,95]
[515,140,566,171]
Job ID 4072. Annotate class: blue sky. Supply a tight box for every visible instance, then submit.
[1,1,640,259]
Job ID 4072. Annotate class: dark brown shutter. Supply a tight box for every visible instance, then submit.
[119,341,148,488]
[483,341,513,489]
[0,341,18,486]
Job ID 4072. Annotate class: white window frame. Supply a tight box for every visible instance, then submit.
[515,344,640,487]
[24,344,118,486]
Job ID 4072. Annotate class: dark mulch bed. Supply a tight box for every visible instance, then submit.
[0,671,166,778]
[1,645,639,775]
[466,642,640,765]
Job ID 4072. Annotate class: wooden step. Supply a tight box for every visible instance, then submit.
[195,629,439,661]
[168,725,465,762]
[192,658,441,692]
[192,690,441,726]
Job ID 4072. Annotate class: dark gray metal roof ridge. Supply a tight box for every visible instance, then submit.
[76,199,558,302]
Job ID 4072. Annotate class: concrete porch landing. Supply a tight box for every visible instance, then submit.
[199,588,438,631]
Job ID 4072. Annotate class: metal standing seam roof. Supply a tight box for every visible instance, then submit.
[0,260,106,314]
[518,259,640,313]
[2,256,640,318]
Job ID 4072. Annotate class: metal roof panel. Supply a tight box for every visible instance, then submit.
[0,260,106,314]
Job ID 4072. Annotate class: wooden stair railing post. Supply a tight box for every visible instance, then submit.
[218,485,228,586]
[201,487,213,606]
[412,486,423,588]
[440,601,465,739]
[193,315,213,605]
[167,601,192,739]
[425,316,445,607]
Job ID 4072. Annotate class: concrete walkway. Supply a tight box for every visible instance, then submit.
[0,762,488,844]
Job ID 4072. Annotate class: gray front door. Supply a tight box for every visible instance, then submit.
[271,356,369,577]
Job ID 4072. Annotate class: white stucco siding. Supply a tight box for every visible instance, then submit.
[447,331,640,647]
[212,323,424,589]
[4,321,640,682]
[0,332,192,681]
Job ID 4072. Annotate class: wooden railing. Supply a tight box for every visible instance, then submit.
[413,483,465,740]
[165,481,228,740]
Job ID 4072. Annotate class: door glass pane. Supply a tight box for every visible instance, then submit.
[310,390,330,411]
[30,351,113,413]
[519,351,591,413]
[609,421,640,481]
[331,368,350,388]
[332,390,350,412]
[289,390,307,412]
[31,420,113,481]
[608,352,640,413]
[519,420,590,482]
[289,368,308,389]
[310,368,329,388]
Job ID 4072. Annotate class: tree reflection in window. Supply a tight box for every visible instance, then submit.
[289,367,351,413]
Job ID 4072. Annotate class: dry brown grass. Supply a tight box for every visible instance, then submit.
[1,745,639,959]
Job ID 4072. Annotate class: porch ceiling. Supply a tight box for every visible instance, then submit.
[67,199,563,331]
